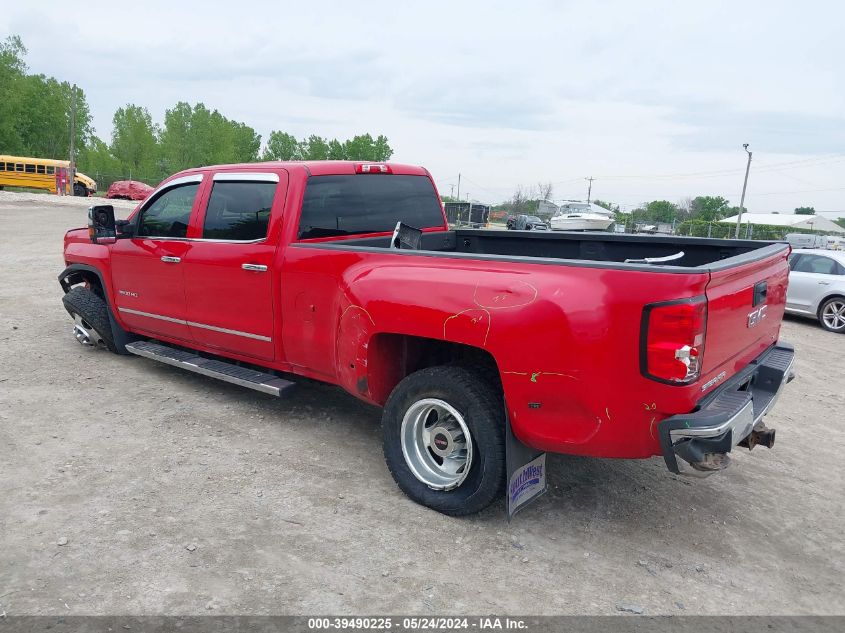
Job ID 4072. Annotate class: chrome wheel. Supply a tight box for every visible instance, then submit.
[72,313,105,348]
[821,300,845,331]
[400,398,473,491]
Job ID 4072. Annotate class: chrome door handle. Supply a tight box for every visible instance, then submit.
[242,263,268,272]
[160,256,181,263]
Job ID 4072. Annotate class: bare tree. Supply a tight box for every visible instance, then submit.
[676,197,693,220]
[511,185,528,214]
[536,181,554,202]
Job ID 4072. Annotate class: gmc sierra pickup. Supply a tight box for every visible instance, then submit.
[59,161,795,516]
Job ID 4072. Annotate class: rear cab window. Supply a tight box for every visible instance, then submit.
[202,177,278,241]
[298,174,444,240]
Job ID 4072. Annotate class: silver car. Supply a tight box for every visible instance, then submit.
[787,249,845,333]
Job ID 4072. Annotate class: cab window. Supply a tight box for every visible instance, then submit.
[202,181,276,241]
[137,183,200,238]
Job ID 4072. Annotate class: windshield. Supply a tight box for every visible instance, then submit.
[526,216,543,223]
[299,174,444,239]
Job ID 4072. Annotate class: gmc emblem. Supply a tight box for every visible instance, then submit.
[748,304,768,328]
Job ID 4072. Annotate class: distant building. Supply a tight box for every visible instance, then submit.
[719,213,845,234]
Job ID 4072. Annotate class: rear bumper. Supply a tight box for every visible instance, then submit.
[658,342,795,476]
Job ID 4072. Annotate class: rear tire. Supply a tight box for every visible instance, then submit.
[818,297,845,333]
[382,366,505,516]
[62,286,117,352]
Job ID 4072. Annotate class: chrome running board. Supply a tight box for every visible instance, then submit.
[125,340,295,397]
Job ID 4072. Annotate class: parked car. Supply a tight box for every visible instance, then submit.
[508,214,549,230]
[787,249,845,333]
[59,161,794,515]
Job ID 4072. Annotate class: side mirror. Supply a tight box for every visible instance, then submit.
[115,219,135,239]
[88,205,116,243]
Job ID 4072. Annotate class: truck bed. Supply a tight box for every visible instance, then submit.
[307,229,786,271]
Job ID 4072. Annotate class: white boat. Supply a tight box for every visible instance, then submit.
[549,202,615,231]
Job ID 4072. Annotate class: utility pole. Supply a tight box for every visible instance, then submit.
[456,173,461,205]
[68,84,77,195]
[735,144,752,238]
[585,176,595,204]
[449,184,455,199]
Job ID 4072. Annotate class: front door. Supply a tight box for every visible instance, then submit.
[182,172,285,361]
[110,177,203,341]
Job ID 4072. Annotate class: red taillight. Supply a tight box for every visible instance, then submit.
[356,163,392,174]
[641,298,707,384]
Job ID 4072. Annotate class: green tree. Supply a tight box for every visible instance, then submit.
[342,133,394,161]
[159,102,261,173]
[77,136,121,185]
[794,206,815,215]
[230,121,261,163]
[262,131,301,160]
[0,37,92,160]
[261,131,394,162]
[111,105,159,180]
[301,135,330,160]
[634,200,678,223]
[0,35,27,152]
[834,218,845,229]
[690,195,731,221]
[327,138,345,160]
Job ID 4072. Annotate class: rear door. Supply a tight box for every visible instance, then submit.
[110,175,204,341]
[701,247,790,381]
[182,171,286,361]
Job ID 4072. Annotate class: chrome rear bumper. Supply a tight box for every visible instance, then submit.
[659,342,795,477]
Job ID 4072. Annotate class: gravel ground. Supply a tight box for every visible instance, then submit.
[1,193,843,616]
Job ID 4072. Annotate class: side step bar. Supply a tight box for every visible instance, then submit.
[125,340,295,397]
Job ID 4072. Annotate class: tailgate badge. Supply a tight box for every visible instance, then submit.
[747,305,768,328]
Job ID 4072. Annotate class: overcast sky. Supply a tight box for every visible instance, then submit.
[3,0,844,215]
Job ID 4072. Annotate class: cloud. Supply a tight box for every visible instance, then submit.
[2,0,844,212]
[669,103,845,154]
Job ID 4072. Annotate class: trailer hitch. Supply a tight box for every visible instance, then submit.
[738,421,776,450]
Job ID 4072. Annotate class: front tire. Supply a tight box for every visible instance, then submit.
[62,287,117,351]
[382,366,505,516]
[73,183,87,197]
[819,297,845,333]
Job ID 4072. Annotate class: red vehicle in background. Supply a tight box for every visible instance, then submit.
[105,180,154,201]
[58,161,795,516]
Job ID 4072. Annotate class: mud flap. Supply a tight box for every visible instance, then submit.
[505,411,547,519]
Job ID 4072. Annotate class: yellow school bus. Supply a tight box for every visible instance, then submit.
[0,155,97,196]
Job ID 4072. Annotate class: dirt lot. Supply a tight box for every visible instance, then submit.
[1,192,843,616]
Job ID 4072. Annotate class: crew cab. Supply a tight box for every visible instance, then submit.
[59,161,795,515]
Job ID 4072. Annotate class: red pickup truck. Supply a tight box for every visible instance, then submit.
[59,161,795,516]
